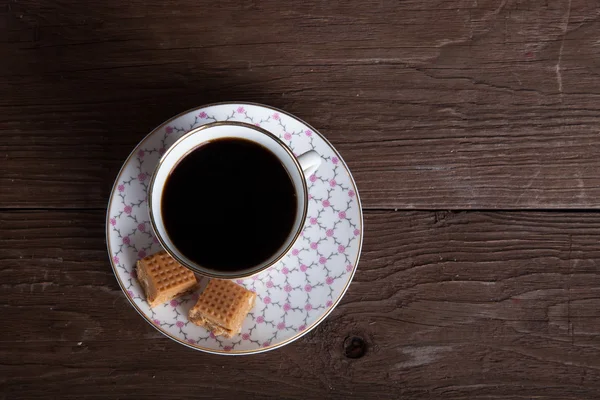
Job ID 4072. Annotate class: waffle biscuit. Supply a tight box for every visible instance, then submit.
[188,279,256,338]
[136,251,197,308]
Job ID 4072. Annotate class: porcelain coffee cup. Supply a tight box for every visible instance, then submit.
[148,121,321,279]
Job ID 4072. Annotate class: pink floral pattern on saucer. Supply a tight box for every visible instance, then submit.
[106,103,363,354]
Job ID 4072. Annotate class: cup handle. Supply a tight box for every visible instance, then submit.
[297,150,321,177]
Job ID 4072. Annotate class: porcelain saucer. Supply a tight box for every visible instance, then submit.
[106,102,363,354]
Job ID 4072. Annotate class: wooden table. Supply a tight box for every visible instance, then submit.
[3,0,600,398]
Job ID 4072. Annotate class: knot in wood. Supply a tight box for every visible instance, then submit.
[344,336,367,359]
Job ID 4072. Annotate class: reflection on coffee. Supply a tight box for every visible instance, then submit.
[161,138,297,271]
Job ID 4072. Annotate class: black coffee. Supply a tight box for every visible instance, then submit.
[161,138,298,271]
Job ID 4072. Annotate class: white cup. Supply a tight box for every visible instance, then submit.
[148,121,321,278]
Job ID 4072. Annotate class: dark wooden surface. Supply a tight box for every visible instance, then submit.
[3,0,600,398]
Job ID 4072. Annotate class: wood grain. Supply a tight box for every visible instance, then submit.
[2,0,600,209]
[3,210,600,398]
[4,1,600,399]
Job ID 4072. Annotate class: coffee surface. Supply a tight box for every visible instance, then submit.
[162,138,298,271]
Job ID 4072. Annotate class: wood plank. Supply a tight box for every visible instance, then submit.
[3,209,600,398]
[2,0,600,209]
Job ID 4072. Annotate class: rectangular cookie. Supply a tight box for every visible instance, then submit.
[188,279,256,338]
[136,250,197,308]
